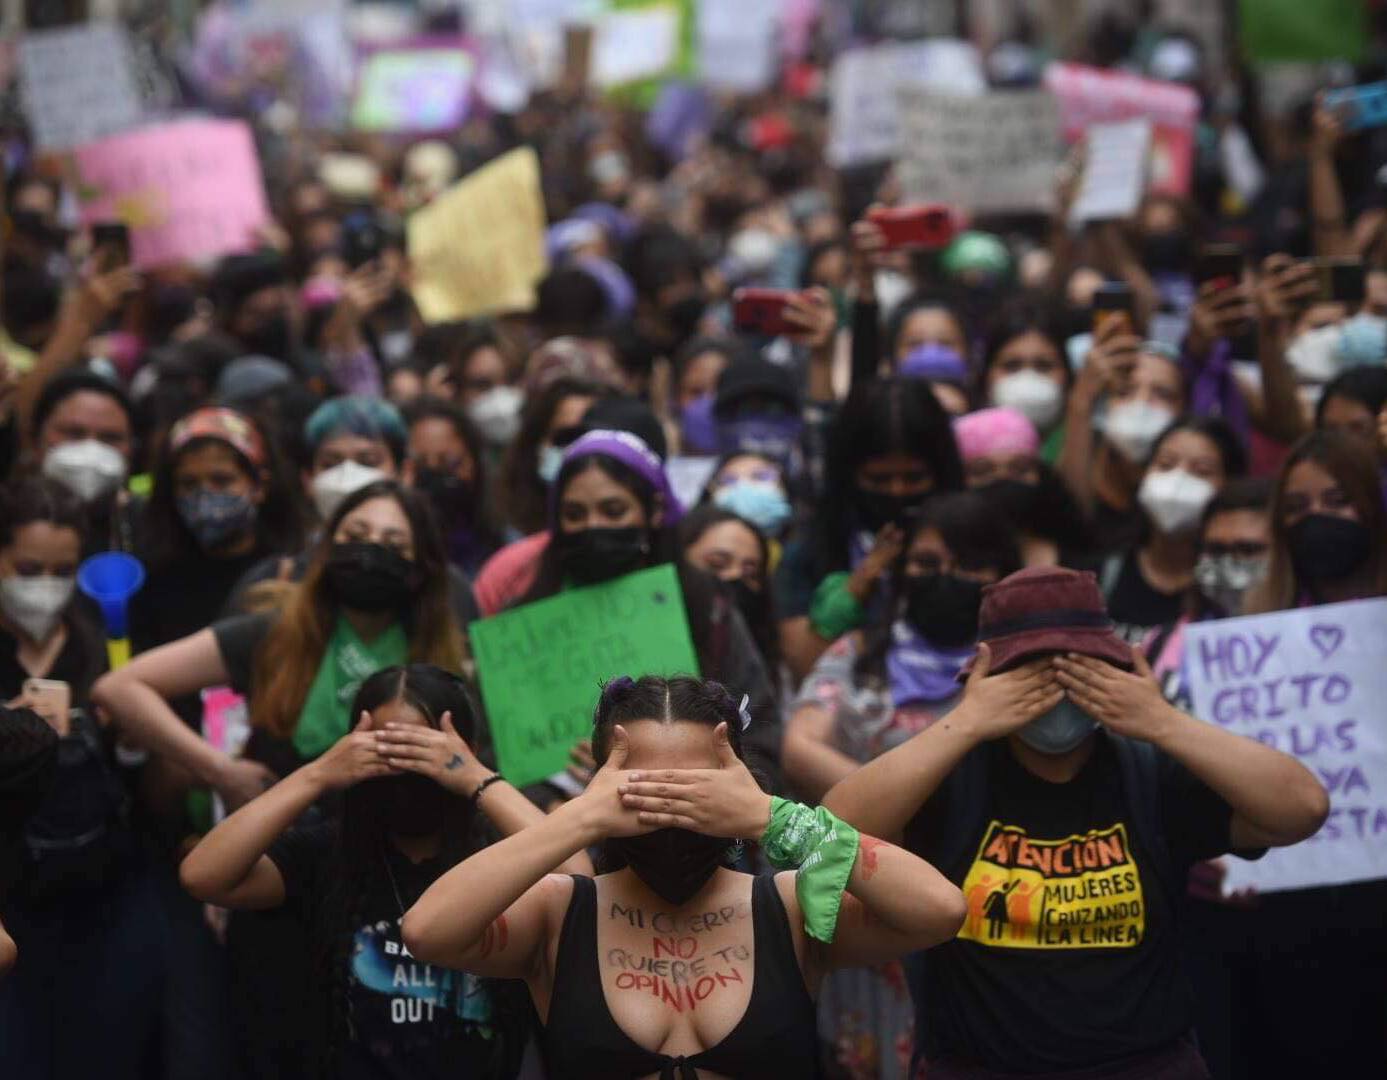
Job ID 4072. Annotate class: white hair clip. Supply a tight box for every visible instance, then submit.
[738,694,752,731]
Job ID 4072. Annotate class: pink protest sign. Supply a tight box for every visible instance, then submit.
[1044,63,1200,196]
[73,119,270,269]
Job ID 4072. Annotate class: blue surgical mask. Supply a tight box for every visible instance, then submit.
[713,481,791,536]
[1017,697,1097,755]
[537,444,564,484]
[1338,313,1387,368]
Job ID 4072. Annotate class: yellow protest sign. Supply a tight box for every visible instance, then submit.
[407,146,548,322]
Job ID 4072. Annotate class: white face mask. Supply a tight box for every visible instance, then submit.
[42,439,128,502]
[467,385,524,446]
[0,574,75,642]
[1101,401,1175,464]
[1285,323,1343,384]
[1138,467,1216,535]
[537,444,564,484]
[311,460,387,520]
[991,370,1064,431]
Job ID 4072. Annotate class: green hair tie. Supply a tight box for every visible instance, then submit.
[761,796,860,943]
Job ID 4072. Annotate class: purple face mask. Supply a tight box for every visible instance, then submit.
[717,415,802,465]
[885,620,973,705]
[681,394,719,454]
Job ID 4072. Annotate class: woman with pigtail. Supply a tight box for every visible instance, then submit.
[402,673,967,1080]
[178,663,591,1079]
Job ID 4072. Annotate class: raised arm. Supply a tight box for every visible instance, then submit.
[402,726,642,979]
[1055,647,1329,848]
[91,628,276,809]
[822,645,1060,840]
[1248,254,1320,443]
[1308,96,1353,258]
[180,710,393,909]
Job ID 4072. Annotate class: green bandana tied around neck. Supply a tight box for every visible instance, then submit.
[295,617,408,759]
[761,796,860,943]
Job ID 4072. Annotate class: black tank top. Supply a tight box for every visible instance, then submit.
[542,874,821,1080]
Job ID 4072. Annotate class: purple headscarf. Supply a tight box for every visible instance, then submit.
[552,429,685,525]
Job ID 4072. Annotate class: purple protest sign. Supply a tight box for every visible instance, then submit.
[1185,598,1387,892]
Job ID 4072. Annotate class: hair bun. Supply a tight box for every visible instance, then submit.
[598,675,638,717]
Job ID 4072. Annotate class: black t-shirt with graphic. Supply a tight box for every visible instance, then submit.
[267,820,526,1080]
[903,736,1236,1073]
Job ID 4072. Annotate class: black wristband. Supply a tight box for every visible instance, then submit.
[470,773,505,805]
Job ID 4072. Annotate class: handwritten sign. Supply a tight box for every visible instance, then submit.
[1069,120,1152,225]
[894,89,1062,215]
[470,564,700,788]
[827,39,985,167]
[1185,599,1387,892]
[407,146,548,322]
[351,47,475,132]
[1044,63,1199,196]
[697,0,777,93]
[19,23,144,150]
[73,120,269,270]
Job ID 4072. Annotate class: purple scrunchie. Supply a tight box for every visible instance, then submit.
[551,429,684,525]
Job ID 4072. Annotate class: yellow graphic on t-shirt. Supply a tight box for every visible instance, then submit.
[958,821,1145,950]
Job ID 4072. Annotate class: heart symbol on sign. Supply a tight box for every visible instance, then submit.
[1309,624,1344,660]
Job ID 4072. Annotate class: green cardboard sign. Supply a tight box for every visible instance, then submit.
[469,563,699,788]
[1239,0,1367,63]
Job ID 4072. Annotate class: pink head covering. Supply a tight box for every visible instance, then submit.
[953,407,1040,461]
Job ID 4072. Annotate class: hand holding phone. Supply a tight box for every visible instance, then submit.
[1091,282,1136,336]
[866,204,959,251]
[1324,82,1387,133]
[732,288,803,337]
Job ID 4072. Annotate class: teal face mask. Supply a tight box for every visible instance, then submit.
[1017,697,1098,755]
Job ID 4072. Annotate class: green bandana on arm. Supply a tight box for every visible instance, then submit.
[761,796,861,943]
[294,618,408,760]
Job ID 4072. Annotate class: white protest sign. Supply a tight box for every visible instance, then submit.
[827,39,985,167]
[18,23,145,150]
[665,456,719,510]
[697,0,777,93]
[1185,598,1387,893]
[894,88,1062,214]
[1069,119,1152,225]
[590,4,680,88]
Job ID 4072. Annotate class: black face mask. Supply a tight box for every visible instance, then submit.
[555,526,650,586]
[854,489,927,531]
[360,772,464,838]
[325,542,417,613]
[978,479,1040,525]
[904,572,984,648]
[605,828,730,906]
[727,577,767,629]
[1288,514,1373,585]
[1141,232,1193,274]
[414,467,474,525]
[240,311,294,360]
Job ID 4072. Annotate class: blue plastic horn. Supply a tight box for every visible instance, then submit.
[77,552,146,640]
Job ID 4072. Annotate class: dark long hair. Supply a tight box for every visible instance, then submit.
[976,297,1071,399]
[518,453,678,606]
[817,377,964,574]
[498,376,613,535]
[402,395,505,555]
[320,665,524,1076]
[854,493,1022,681]
[139,413,305,568]
[677,505,780,670]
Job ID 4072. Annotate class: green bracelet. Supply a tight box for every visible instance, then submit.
[809,572,865,641]
[761,796,860,943]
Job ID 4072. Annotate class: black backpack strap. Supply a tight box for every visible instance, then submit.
[1111,733,1179,913]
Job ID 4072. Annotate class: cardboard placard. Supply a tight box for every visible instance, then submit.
[407,146,548,322]
[1185,599,1387,893]
[72,119,270,270]
[894,88,1062,215]
[470,564,701,788]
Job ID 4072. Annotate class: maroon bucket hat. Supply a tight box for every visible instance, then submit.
[961,566,1134,677]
